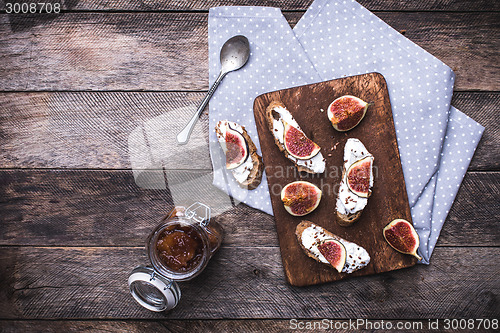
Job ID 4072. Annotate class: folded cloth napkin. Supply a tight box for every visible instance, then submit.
[208,0,484,264]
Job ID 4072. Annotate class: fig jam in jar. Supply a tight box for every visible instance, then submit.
[129,203,223,312]
[155,223,204,272]
[147,203,223,281]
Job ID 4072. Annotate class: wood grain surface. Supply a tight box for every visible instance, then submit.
[0,319,478,333]
[254,73,415,286]
[0,92,497,170]
[0,246,497,319]
[0,0,498,328]
[1,12,498,91]
[0,170,498,247]
[0,92,212,169]
[2,0,498,11]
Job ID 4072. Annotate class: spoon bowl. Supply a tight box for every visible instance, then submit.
[220,35,250,72]
[177,35,250,145]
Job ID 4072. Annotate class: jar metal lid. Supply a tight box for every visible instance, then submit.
[128,266,181,312]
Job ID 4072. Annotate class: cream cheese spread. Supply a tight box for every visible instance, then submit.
[336,138,374,215]
[231,157,253,183]
[270,105,325,174]
[301,223,370,273]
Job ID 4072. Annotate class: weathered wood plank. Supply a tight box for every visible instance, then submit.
[437,171,500,246]
[0,246,498,319]
[0,319,471,332]
[451,92,499,171]
[0,170,498,247]
[0,91,214,170]
[0,169,275,246]
[0,12,209,91]
[1,12,498,91]
[0,92,496,170]
[1,0,497,12]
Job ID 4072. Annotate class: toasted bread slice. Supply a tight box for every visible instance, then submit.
[265,101,325,174]
[239,128,264,190]
[215,121,264,190]
[296,220,370,273]
[335,138,373,226]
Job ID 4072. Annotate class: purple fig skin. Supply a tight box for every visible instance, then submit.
[383,219,422,260]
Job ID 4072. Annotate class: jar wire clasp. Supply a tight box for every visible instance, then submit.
[185,202,211,227]
[148,269,173,290]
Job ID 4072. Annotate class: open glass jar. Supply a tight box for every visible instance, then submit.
[128,202,223,312]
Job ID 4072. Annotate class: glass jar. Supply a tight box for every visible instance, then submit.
[128,202,223,311]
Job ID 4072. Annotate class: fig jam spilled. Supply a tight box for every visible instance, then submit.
[155,224,204,272]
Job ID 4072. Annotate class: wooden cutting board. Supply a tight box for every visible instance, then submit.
[253,72,417,287]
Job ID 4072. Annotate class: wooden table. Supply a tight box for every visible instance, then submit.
[0,1,498,331]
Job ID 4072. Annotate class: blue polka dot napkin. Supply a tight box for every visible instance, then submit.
[208,0,484,264]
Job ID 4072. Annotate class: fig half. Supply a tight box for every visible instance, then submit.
[281,181,322,216]
[327,95,369,131]
[317,239,347,273]
[283,120,321,160]
[346,156,373,198]
[224,125,249,170]
[383,219,422,260]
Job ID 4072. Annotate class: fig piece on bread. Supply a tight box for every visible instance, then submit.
[222,124,249,170]
[336,138,374,226]
[317,239,346,273]
[346,156,374,198]
[282,120,321,160]
[296,221,370,273]
[265,101,325,174]
[215,120,263,190]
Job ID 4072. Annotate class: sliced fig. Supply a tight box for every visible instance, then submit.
[282,121,321,160]
[281,181,322,216]
[383,219,422,260]
[346,156,373,198]
[327,95,369,131]
[224,125,248,170]
[317,239,347,273]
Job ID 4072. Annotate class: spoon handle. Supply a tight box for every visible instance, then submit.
[176,71,227,145]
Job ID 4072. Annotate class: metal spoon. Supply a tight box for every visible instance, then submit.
[176,35,250,145]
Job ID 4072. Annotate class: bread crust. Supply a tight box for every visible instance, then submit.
[265,101,318,174]
[215,122,263,190]
[336,210,362,226]
[238,128,263,190]
[295,220,342,265]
